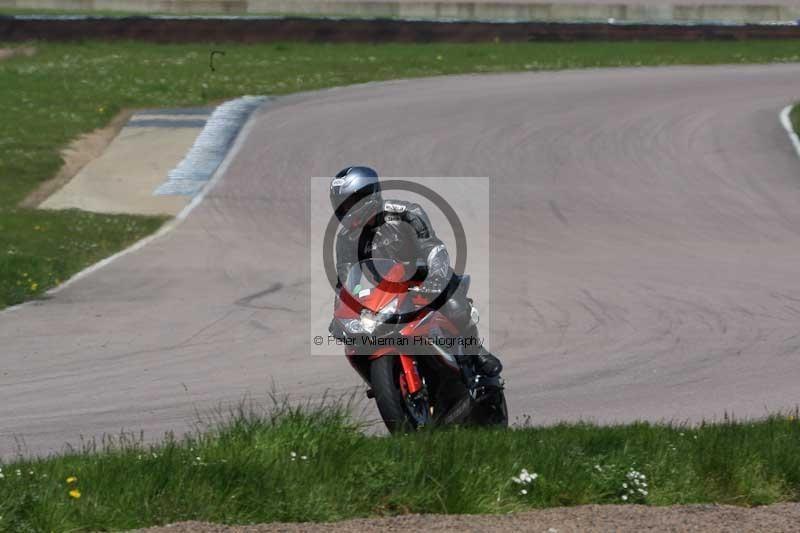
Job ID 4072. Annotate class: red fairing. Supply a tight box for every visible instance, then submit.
[334,259,460,426]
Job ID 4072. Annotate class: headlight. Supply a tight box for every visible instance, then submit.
[361,298,398,334]
[360,311,377,334]
[342,319,365,334]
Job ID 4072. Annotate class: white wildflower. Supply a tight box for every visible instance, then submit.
[621,468,649,502]
[512,468,538,485]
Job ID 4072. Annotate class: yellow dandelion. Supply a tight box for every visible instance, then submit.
[30,283,38,291]
[69,489,81,499]
[66,476,77,484]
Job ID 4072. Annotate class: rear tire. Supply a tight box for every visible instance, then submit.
[370,355,417,434]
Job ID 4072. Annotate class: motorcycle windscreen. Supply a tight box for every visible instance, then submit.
[343,259,413,312]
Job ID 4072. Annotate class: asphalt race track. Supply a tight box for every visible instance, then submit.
[3,64,800,458]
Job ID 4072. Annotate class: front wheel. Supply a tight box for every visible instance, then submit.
[370,355,431,433]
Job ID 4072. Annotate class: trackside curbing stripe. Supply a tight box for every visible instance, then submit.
[154,96,267,196]
[780,104,800,160]
[1,96,267,316]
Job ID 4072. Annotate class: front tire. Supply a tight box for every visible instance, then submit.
[371,355,429,433]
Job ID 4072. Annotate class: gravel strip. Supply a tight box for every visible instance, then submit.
[134,503,800,532]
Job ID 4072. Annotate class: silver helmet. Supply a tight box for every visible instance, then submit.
[330,166,382,229]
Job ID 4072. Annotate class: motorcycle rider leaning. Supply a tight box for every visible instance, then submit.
[328,166,502,378]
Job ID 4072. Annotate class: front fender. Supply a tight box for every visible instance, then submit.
[368,349,423,395]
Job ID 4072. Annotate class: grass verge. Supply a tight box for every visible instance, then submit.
[790,103,800,135]
[2,41,800,309]
[0,401,798,531]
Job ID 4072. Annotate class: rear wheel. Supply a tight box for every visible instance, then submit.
[370,355,431,433]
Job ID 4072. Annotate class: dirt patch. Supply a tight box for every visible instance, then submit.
[0,45,35,61]
[20,109,133,208]
[135,503,800,532]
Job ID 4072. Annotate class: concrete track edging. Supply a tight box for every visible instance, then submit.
[0,96,268,316]
[154,96,267,196]
[780,104,800,161]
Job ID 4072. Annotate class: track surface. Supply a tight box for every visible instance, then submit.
[3,64,800,458]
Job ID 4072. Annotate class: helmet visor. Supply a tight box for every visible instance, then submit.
[335,186,381,227]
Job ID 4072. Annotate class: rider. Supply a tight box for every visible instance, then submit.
[328,165,502,377]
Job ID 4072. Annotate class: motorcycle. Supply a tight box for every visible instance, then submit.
[330,258,508,432]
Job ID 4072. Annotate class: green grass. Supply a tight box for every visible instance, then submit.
[790,103,800,135]
[0,210,165,305]
[2,40,800,309]
[1,400,798,531]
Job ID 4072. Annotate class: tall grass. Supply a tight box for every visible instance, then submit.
[1,399,798,531]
